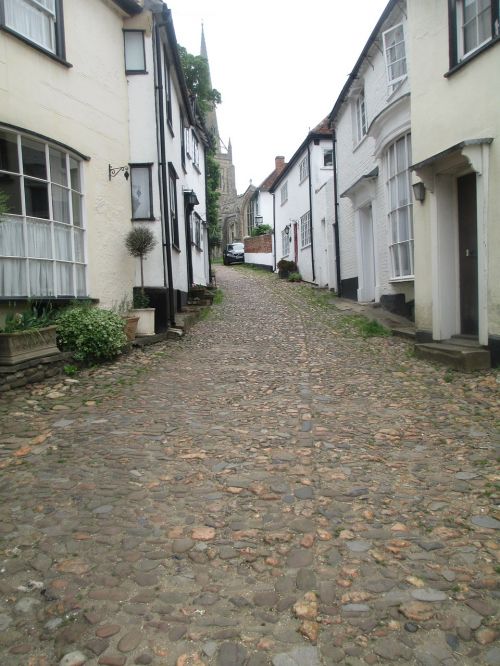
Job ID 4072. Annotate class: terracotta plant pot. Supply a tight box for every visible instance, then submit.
[122,315,140,341]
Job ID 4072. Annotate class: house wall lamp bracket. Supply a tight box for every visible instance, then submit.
[109,164,130,181]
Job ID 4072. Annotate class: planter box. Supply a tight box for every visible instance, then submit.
[129,308,155,336]
[0,325,59,365]
[122,315,140,341]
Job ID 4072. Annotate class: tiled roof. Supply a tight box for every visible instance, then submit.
[260,163,288,191]
[310,117,331,135]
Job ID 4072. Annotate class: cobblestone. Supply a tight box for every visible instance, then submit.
[0,266,499,665]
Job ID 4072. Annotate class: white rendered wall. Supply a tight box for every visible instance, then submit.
[0,0,134,309]
[334,1,414,305]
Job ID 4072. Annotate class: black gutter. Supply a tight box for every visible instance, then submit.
[112,0,142,15]
[272,191,276,271]
[203,149,213,284]
[332,128,342,296]
[154,18,176,327]
[307,143,316,283]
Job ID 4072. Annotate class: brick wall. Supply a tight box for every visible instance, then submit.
[244,234,272,254]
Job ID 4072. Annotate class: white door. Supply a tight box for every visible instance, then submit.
[358,205,376,302]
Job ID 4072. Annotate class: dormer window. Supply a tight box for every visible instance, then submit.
[383,23,407,89]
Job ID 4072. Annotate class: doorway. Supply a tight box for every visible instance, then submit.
[358,204,376,302]
[457,173,478,336]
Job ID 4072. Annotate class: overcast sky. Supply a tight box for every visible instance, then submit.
[166,0,389,193]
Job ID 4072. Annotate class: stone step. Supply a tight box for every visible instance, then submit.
[445,336,482,348]
[414,342,491,371]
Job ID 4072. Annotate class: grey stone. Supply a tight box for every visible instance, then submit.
[296,568,316,591]
[172,538,195,553]
[417,541,444,551]
[411,588,447,602]
[286,548,313,568]
[0,613,12,631]
[470,515,500,530]
[15,597,41,613]
[217,642,247,666]
[485,647,500,666]
[342,604,370,613]
[253,591,278,607]
[202,641,218,658]
[455,472,478,480]
[295,486,313,500]
[346,540,371,552]
[446,634,460,651]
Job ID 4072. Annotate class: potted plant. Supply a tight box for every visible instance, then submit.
[125,226,157,336]
[277,259,298,279]
[114,295,139,342]
[0,306,59,365]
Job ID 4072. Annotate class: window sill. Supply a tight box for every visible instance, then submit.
[389,276,414,283]
[353,134,368,152]
[301,243,311,250]
[126,69,148,75]
[280,201,288,207]
[132,217,156,222]
[172,243,181,253]
[446,36,500,77]
[0,26,72,68]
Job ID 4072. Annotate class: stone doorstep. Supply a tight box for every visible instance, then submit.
[0,350,71,374]
[414,342,491,371]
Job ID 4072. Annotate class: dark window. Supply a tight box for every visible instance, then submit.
[1,0,66,59]
[130,164,153,220]
[123,30,146,74]
[168,163,179,248]
[180,118,186,170]
[323,149,333,167]
[449,0,499,66]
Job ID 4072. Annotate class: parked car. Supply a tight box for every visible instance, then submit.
[223,242,244,265]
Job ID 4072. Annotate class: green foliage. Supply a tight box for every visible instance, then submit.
[1,303,57,332]
[206,151,221,247]
[251,224,273,237]
[178,46,221,119]
[288,272,302,282]
[213,288,223,304]
[63,364,78,377]
[342,315,391,338]
[277,259,298,276]
[57,307,127,364]
[125,227,157,258]
[133,291,150,309]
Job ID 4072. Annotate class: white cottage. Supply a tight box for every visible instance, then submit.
[329,0,414,317]
[270,120,334,287]
[124,2,210,329]
[408,0,499,367]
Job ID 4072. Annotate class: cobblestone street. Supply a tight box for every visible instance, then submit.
[0,266,499,666]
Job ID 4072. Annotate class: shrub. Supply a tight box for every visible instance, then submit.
[288,272,302,282]
[277,259,297,272]
[251,224,273,237]
[57,307,127,364]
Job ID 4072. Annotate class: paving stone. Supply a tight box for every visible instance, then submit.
[217,642,247,666]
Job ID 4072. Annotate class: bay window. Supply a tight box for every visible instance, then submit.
[386,133,414,279]
[0,128,86,298]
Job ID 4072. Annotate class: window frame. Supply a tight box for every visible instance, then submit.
[382,22,408,89]
[192,132,200,170]
[354,90,367,144]
[300,210,311,249]
[385,133,414,280]
[323,149,333,167]
[282,229,290,257]
[299,156,309,184]
[123,29,146,75]
[0,0,68,64]
[280,181,288,205]
[168,162,179,250]
[163,46,173,133]
[448,0,499,67]
[130,163,154,221]
[0,126,86,299]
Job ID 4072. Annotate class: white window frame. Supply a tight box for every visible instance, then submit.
[299,156,309,184]
[455,0,496,61]
[130,164,153,221]
[123,30,146,74]
[280,181,288,205]
[300,210,311,249]
[355,90,367,144]
[2,0,62,56]
[0,127,86,298]
[192,133,200,169]
[323,149,333,167]
[282,229,290,257]
[386,133,414,280]
[382,22,407,88]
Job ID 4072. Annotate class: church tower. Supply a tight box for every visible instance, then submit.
[200,27,243,246]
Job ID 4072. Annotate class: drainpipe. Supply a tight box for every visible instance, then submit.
[332,127,342,296]
[272,191,276,271]
[154,17,176,327]
[307,143,316,283]
[204,149,213,285]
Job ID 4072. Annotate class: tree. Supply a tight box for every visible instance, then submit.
[125,227,157,307]
[178,46,221,120]
[178,44,222,251]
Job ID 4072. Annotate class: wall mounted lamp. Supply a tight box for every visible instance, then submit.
[109,164,130,181]
[412,181,426,203]
[284,224,291,237]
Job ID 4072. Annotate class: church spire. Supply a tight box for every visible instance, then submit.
[200,24,219,147]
